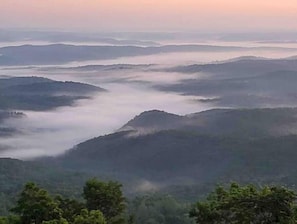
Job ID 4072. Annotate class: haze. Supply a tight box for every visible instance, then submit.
[0,66,209,159]
[1,0,297,32]
[1,0,297,159]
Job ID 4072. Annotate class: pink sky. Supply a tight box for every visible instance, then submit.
[1,0,297,32]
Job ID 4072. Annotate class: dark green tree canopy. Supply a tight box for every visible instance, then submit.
[83,179,126,222]
[130,195,193,224]
[0,215,20,224]
[42,218,69,224]
[11,182,62,224]
[190,183,297,224]
[55,196,85,223]
[73,209,106,224]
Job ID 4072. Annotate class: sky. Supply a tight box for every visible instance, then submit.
[1,0,297,32]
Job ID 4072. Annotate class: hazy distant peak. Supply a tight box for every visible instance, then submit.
[137,109,180,116]
[285,55,297,60]
[8,76,52,82]
[186,108,232,118]
[225,56,268,62]
[65,64,154,71]
[0,76,53,87]
[118,110,183,133]
[125,110,182,122]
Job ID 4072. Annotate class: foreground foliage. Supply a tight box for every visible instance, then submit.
[129,195,194,224]
[73,209,106,224]
[12,182,62,224]
[83,179,126,223]
[190,183,297,224]
[3,179,123,224]
[3,181,297,224]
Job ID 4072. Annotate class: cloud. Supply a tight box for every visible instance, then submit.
[0,67,211,159]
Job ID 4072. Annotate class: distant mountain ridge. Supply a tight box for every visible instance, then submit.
[1,44,296,66]
[158,57,297,108]
[165,57,297,77]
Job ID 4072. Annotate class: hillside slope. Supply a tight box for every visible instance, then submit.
[51,108,297,188]
[0,158,95,215]
[0,76,105,111]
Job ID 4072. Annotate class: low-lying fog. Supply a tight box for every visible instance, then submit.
[0,85,207,159]
[63,49,297,67]
[1,41,297,159]
[0,66,210,159]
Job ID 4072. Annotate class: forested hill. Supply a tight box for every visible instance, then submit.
[119,108,297,138]
[48,107,297,189]
[0,76,105,111]
[0,44,243,66]
[4,107,297,215]
[0,158,95,215]
[1,44,294,66]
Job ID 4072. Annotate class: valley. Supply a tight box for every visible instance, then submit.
[1,34,297,222]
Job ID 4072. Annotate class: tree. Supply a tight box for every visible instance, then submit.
[189,183,297,224]
[42,218,69,224]
[83,179,126,222]
[55,196,85,223]
[11,182,62,224]
[73,209,106,224]
[0,216,20,224]
[130,195,193,224]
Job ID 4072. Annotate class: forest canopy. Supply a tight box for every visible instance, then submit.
[1,181,297,224]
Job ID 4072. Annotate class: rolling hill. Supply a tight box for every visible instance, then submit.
[1,44,295,66]
[0,158,95,215]
[0,76,105,111]
[47,108,297,189]
[3,107,297,213]
[158,58,297,108]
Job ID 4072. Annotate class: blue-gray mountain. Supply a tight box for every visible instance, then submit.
[158,58,297,108]
[46,108,297,187]
[1,44,296,66]
[0,76,105,111]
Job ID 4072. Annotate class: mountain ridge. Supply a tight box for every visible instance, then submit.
[40,107,297,190]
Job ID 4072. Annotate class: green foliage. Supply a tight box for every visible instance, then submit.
[83,179,126,222]
[4,178,130,224]
[4,179,297,224]
[190,183,297,224]
[73,209,106,224]
[55,196,85,223]
[0,158,91,215]
[0,215,20,224]
[42,218,69,224]
[130,195,193,224]
[11,182,62,224]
